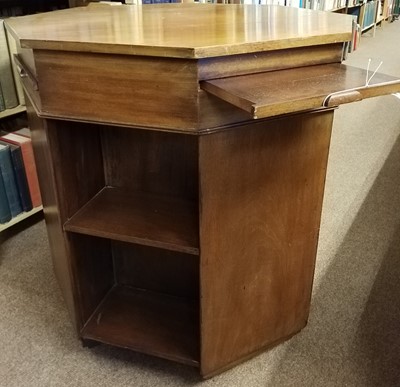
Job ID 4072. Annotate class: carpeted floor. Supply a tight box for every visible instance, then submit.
[1,14,400,387]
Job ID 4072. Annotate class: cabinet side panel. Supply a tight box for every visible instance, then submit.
[28,103,108,330]
[199,111,333,376]
[45,120,108,326]
[26,97,79,328]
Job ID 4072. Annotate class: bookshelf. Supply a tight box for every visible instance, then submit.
[0,1,62,231]
[0,125,44,231]
[354,0,395,33]
[5,2,400,378]
[0,104,25,119]
[394,0,400,18]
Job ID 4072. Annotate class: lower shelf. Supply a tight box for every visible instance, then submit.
[362,22,375,31]
[0,206,43,232]
[0,105,26,119]
[81,285,200,367]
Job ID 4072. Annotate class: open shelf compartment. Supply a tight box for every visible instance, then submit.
[46,120,201,367]
[81,284,200,367]
[64,187,199,255]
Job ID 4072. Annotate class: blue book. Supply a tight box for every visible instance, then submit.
[0,140,32,212]
[0,143,22,218]
[0,166,11,224]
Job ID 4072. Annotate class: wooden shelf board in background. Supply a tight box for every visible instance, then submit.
[64,187,199,255]
[362,23,376,31]
[331,6,347,11]
[81,285,200,367]
[0,105,26,119]
[0,206,43,232]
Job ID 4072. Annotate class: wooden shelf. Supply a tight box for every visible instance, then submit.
[362,22,376,31]
[0,206,43,232]
[81,285,200,367]
[64,187,199,255]
[331,6,347,11]
[0,105,26,119]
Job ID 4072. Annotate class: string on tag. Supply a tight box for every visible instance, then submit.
[365,58,383,86]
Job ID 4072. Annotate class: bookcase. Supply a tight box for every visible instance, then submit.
[0,1,68,231]
[0,122,43,232]
[394,0,400,17]
[6,3,400,378]
[352,0,395,33]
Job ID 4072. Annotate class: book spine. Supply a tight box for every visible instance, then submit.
[1,133,42,208]
[0,146,22,217]
[17,140,42,208]
[0,168,12,224]
[10,146,33,212]
[0,19,18,109]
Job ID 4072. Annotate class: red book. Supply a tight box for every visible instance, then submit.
[0,132,42,208]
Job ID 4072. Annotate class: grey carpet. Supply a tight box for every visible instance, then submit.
[1,18,400,387]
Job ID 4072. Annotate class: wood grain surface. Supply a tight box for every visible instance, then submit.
[113,243,199,300]
[101,127,198,200]
[197,43,344,80]
[5,4,353,58]
[64,187,199,255]
[199,111,333,376]
[36,118,106,329]
[81,285,200,366]
[25,97,80,328]
[12,2,386,377]
[201,63,400,119]
[34,50,199,130]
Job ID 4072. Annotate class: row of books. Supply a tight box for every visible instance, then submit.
[303,0,342,10]
[127,0,362,9]
[0,128,42,224]
[125,0,180,3]
[303,0,362,10]
[348,0,362,6]
[362,0,378,28]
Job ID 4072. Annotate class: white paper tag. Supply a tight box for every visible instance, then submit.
[393,93,400,100]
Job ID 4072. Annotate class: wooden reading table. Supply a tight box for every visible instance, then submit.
[5,3,400,378]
